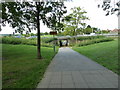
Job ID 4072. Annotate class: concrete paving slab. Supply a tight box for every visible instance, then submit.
[51,76,61,84]
[61,83,75,88]
[74,83,89,88]
[49,84,61,88]
[37,47,118,89]
[62,75,73,84]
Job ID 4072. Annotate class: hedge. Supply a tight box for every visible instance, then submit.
[76,35,105,41]
[2,37,54,47]
[74,37,114,47]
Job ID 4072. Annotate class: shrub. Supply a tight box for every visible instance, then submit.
[2,37,22,44]
[76,35,105,41]
[2,36,58,47]
[41,37,57,43]
[74,37,114,47]
[41,43,53,47]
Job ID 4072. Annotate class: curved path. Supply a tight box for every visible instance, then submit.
[37,47,118,88]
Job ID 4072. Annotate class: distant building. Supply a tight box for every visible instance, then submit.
[110,29,120,34]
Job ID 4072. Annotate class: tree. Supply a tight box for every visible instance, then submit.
[64,6,89,36]
[83,25,92,34]
[47,2,67,33]
[101,30,110,33]
[98,0,120,16]
[92,27,98,33]
[2,1,67,59]
[62,24,76,36]
[31,33,35,36]
[44,32,48,35]
[98,0,120,29]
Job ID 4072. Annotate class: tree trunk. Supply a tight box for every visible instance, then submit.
[118,5,120,29]
[73,29,75,36]
[36,2,42,59]
[73,29,77,44]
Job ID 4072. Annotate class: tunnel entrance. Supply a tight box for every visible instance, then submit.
[59,39,69,47]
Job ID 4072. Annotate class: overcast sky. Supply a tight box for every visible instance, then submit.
[0,0,118,34]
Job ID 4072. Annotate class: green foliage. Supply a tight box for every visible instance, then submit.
[2,2,67,58]
[2,2,67,33]
[40,33,45,35]
[83,25,100,34]
[83,27,92,34]
[98,0,120,16]
[44,32,49,35]
[47,2,67,32]
[73,40,118,74]
[2,37,56,47]
[74,38,114,47]
[2,37,36,45]
[22,34,31,37]
[2,44,59,88]
[62,25,76,36]
[41,35,53,37]
[31,33,36,36]
[42,38,57,43]
[102,30,110,33]
[76,35,105,41]
[63,6,89,36]
[96,31,101,34]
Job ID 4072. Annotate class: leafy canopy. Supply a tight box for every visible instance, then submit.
[63,6,89,35]
[2,1,67,33]
[98,0,120,16]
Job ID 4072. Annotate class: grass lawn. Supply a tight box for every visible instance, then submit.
[41,35,53,37]
[2,44,58,88]
[73,40,118,74]
[0,43,1,89]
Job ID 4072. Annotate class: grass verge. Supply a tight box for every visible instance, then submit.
[72,40,118,74]
[2,44,58,88]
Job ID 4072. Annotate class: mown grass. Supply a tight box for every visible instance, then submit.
[0,61,1,90]
[73,40,118,74]
[2,44,58,88]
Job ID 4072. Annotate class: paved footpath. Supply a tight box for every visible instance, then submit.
[37,47,118,88]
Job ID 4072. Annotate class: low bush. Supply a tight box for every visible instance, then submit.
[2,37,54,47]
[76,35,105,41]
[2,37,23,44]
[74,37,114,47]
[41,43,53,47]
[42,37,57,43]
